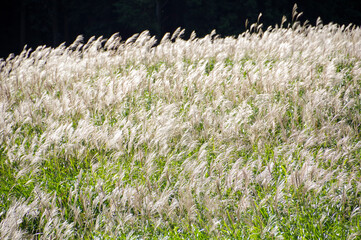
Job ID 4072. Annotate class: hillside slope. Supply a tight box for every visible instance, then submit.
[1,20,361,239]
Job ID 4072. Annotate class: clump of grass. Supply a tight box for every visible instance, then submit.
[1,6,361,239]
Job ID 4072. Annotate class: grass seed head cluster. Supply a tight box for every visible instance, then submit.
[1,10,361,239]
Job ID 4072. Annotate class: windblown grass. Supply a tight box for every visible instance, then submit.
[1,10,361,239]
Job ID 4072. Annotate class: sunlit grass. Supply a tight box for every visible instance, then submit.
[1,8,361,239]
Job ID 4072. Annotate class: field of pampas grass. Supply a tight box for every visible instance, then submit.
[1,9,361,239]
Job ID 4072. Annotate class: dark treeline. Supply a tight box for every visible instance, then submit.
[1,0,361,59]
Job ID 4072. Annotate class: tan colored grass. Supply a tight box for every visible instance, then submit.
[1,13,361,238]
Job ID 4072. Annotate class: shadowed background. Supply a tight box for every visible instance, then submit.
[1,0,361,59]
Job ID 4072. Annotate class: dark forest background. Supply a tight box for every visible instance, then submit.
[1,0,361,59]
